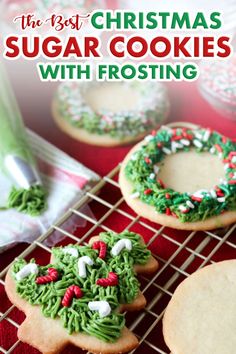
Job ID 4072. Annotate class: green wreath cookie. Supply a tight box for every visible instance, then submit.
[119,126,236,230]
[5,231,158,354]
[52,81,169,146]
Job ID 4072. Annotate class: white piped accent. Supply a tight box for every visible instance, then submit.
[78,256,94,278]
[130,191,140,199]
[63,247,78,258]
[144,135,153,142]
[179,205,189,212]
[220,178,227,185]
[193,140,203,148]
[195,132,203,140]
[232,156,236,163]
[15,263,38,281]
[154,165,160,174]
[180,139,190,146]
[186,200,195,209]
[192,189,209,198]
[131,154,137,161]
[224,164,229,171]
[210,147,215,154]
[171,142,177,153]
[111,239,132,257]
[162,147,172,155]
[210,189,217,199]
[171,142,183,153]
[217,197,226,203]
[149,173,155,180]
[203,130,211,142]
[88,301,111,318]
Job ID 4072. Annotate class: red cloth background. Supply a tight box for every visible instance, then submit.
[0,78,236,353]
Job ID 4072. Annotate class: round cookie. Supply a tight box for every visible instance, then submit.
[119,124,236,230]
[52,81,169,146]
[163,260,236,354]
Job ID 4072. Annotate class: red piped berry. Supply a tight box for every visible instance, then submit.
[96,272,118,287]
[229,163,236,169]
[181,208,190,214]
[166,208,171,216]
[229,152,236,158]
[157,179,165,188]
[222,136,228,144]
[165,193,171,199]
[157,142,162,148]
[216,191,225,197]
[215,144,223,153]
[36,268,58,284]
[144,188,152,195]
[144,157,151,164]
[92,241,107,260]
[182,131,193,140]
[191,196,202,202]
[151,130,156,136]
[228,180,236,185]
[62,285,83,307]
[171,135,183,141]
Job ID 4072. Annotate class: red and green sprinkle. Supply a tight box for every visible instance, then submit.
[125,127,236,223]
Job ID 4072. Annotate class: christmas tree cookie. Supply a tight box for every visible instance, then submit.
[5,231,158,354]
[119,125,236,230]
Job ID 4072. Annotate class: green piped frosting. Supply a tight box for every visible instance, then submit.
[56,81,168,139]
[7,185,47,216]
[125,127,236,222]
[12,231,151,342]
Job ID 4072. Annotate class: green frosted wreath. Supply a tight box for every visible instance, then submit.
[125,127,236,222]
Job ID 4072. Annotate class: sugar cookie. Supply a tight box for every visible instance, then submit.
[5,231,158,354]
[52,81,169,146]
[119,125,236,230]
[163,260,236,354]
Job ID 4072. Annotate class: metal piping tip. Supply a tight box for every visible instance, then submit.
[4,155,41,190]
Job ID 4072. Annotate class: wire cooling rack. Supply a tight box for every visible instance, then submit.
[0,162,236,354]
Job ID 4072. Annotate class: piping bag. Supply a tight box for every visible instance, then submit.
[0,61,47,216]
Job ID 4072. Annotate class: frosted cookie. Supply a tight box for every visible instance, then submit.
[52,81,169,146]
[5,231,158,354]
[163,260,236,354]
[119,125,236,230]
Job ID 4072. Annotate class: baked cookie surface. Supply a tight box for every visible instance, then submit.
[5,231,158,354]
[52,81,169,146]
[119,124,236,230]
[163,260,236,354]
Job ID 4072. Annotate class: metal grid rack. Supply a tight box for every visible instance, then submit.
[0,164,236,354]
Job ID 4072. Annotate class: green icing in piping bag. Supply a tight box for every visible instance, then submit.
[0,61,47,216]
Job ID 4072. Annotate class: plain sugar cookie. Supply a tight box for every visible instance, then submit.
[163,260,236,354]
[52,81,169,146]
[119,123,236,230]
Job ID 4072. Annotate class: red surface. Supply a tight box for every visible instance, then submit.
[1,75,236,353]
